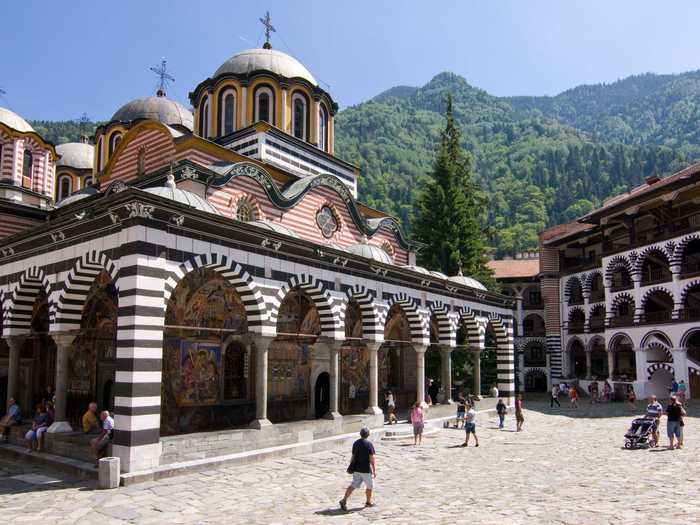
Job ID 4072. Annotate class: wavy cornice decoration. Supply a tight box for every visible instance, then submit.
[163,161,414,250]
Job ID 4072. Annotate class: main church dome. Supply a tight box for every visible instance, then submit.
[110,95,194,131]
[213,48,317,85]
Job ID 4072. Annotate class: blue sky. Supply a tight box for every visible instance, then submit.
[2,1,700,121]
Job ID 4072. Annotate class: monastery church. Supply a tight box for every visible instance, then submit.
[0,21,513,474]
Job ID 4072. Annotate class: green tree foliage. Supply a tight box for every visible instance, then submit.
[335,72,691,258]
[412,94,495,287]
[29,120,99,145]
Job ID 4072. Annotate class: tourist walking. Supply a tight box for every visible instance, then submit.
[665,395,686,450]
[496,398,506,429]
[626,387,636,409]
[340,427,376,511]
[588,382,597,404]
[670,379,679,397]
[411,402,424,445]
[550,385,560,408]
[646,395,663,446]
[385,391,397,425]
[602,381,611,402]
[0,398,22,442]
[569,386,578,409]
[461,403,479,447]
[515,394,524,432]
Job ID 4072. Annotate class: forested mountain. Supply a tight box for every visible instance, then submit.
[27,69,700,256]
[509,70,700,156]
[335,72,689,256]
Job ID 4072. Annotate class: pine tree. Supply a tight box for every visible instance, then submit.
[413,94,495,289]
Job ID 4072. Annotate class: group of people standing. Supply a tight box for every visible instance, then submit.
[550,383,579,408]
[645,394,687,450]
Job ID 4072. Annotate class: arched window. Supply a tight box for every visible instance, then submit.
[254,86,274,124]
[84,175,93,187]
[221,90,236,136]
[291,92,308,140]
[58,176,72,200]
[318,104,328,151]
[22,150,33,188]
[108,132,122,157]
[199,96,210,138]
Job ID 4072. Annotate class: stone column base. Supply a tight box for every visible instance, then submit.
[47,421,73,434]
[249,418,273,430]
[324,411,343,420]
[364,406,383,415]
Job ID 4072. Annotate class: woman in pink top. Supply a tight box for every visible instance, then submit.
[411,402,425,446]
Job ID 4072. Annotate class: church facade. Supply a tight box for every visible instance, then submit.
[0,43,514,474]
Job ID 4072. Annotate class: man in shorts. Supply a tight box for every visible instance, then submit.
[340,427,376,511]
[461,403,479,447]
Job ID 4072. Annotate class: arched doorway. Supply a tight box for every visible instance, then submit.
[340,300,368,415]
[380,304,413,409]
[482,323,499,396]
[610,334,636,381]
[685,330,700,398]
[589,338,608,379]
[648,366,674,398]
[23,290,56,411]
[425,315,442,404]
[568,338,586,378]
[314,372,330,418]
[642,289,674,324]
[524,369,548,392]
[68,271,117,427]
[161,267,251,435]
[272,287,319,422]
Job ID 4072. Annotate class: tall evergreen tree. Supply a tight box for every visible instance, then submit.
[413,94,495,288]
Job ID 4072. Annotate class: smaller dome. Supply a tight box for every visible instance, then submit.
[0,107,34,133]
[347,243,393,264]
[54,186,100,208]
[143,176,220,215]
[249,220,300,238]
[448,274,487,291]
[56,142,94,169]
[430,271,449,280]
[111,96,194,131]
[214,48,317,85]
[401,265,431,275]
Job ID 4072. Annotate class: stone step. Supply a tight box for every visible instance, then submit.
[0,442,97,480]
[381,423,440,441]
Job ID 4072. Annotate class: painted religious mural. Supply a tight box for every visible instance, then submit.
[161,269,251,434]
[68,271,117,424]
[340,301,369,413]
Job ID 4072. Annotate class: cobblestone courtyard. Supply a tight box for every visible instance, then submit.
[1,399,698,524]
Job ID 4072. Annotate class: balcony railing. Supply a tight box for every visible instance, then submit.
[610,316,634,327]
[610,279,633,292]
[640,267,672,285]
[523,329,547,338]
[589,319,605,332]
[561,255,602,273]
[590,291,605,303]
[641,310,672,324]
[522,302,544,310]
[602,212,700,257]
[680,308,700,321]
[568,322,585,334]
[681,261,700,277]
[568,295,584,306]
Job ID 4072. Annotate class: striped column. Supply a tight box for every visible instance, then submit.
[112,254,167,473]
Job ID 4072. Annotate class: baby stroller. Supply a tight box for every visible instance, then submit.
[624,417,657,449]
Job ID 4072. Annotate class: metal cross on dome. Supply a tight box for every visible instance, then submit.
[150,58,175,97]
[259,11,276,47]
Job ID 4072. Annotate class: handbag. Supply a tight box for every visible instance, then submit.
[346,458,356,475]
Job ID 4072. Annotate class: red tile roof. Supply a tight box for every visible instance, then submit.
[487,258,540,279]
